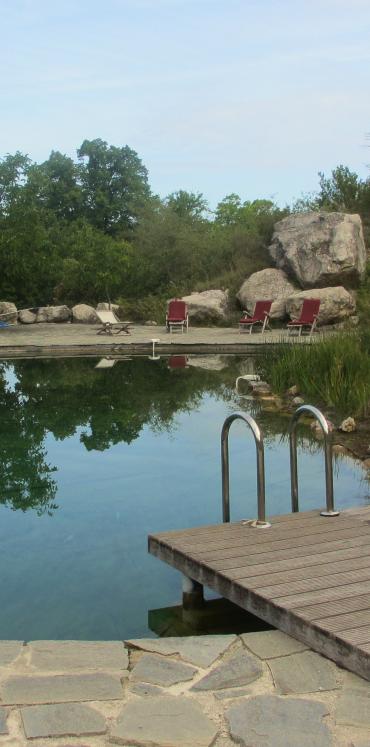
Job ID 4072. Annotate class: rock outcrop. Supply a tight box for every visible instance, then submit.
[181,290,230,322]
[269,212,366,289]
[237,269,297,320]
[19,309,37,324]
[285,287,355,325]
[0,302,17,324]
[36,306,71,323]
[72,304,100,324]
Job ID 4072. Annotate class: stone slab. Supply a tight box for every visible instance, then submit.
[0,641,24,666]
[110,695,218,747]
[129,654,197,687]
[27,640,128,671]
[1,673,123,705]
[214,688,251,700]
[227,695,332,747]
[125,635,236,668]
[130,682,163,697]
[0,707,8,735]
[191,650,262,692]
[20,702,106,738]
[351,742,370,747]
[241,630,308,659]
[268,651,338,695]
[337,672,370,727]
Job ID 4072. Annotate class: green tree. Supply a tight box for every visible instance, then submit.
[165,190,209,221]
[77,139,151,235]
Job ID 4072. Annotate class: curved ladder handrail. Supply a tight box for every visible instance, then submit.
[221,412,271,528]
[289,405,339,517]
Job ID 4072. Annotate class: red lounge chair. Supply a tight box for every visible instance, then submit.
[166,301,188,334]
[238,300,273,334]
[168,356,188,369]
[287,299,321,338]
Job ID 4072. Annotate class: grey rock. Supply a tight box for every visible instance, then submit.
[269,211,366,288]
[187,355,228,371]
[237,268,296,320]
[268,651,338,695]
[227,695,332,747]
[180,289,230,322]
[144,320,158,326]
[129,654,197,687]
[191,650,262,691]
[351,742,370,747]
[286,286,356,325]
[72,304,100,324]
[340,416,356,432]
[241,630,308,660]
[0,302,17,324]
[292,396,304,406]
[0,707,8,735]
[18,309,37,324]
[0,641,24,666]
[336,672,370,727]
[20,702,106,738]
[349,315,360,325]
[130,682,163,697]
[36,305,71,323]
[288,385,299,396]
[27,640,128,671]
[214,688,251,700]
[110,695,218,747]
[96,303,120,312]
[126,635,236,667]
[1,673,122,704]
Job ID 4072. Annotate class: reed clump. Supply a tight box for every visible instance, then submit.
[258,329,370,419]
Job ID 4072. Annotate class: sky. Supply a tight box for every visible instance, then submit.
[1,0,370,209]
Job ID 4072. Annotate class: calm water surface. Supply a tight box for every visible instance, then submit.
[0,355,368,641]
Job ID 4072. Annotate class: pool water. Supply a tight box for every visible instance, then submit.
[0,356,368,641]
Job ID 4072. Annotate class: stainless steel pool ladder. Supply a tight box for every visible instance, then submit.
[221,405,339,527]
[221,412,271,528]
[290,404,339,516]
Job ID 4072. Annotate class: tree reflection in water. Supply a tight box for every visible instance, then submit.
[0,355,351,516]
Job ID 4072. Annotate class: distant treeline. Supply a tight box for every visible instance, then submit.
[1,138,370,313]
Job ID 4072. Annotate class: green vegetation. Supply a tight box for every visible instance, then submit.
[258,328,370,418]
[1,140,370,322]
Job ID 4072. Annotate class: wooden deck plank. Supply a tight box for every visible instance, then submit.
[148,506,370,681]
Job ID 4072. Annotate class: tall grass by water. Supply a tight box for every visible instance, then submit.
[258,329,370,419]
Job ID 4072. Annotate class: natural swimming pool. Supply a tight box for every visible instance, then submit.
[0,355,368,642]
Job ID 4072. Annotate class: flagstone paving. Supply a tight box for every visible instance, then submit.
[1,631,370,745]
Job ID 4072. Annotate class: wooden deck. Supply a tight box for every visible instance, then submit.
[149,505,370,680]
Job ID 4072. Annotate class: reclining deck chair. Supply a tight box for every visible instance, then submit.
[238,300,273,334]
[95,309,133,336]
[287,299,321,338]
[166,301,188,334]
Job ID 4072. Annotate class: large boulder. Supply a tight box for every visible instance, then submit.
[285,287,356,325]
[19,309,37,324]
[180,290,230,322]
[269,211,366,289]
[72,304,99,324]
[237,269,297,320]
[0,302,17,324]
[96,303,120,313]
[36,305,71,323]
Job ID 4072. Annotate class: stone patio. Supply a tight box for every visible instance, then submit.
[0,632,369,746]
